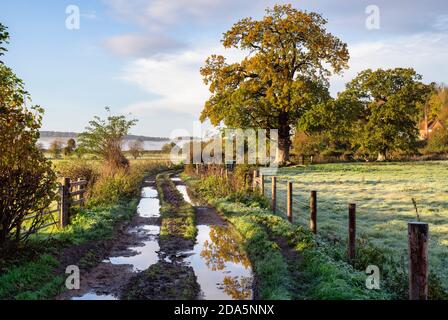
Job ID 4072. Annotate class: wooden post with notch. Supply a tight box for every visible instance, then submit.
[60,177,71,228]
[260,174,265,196]
[348,203,356,263]
[310,191,317,234]
[271,177,277,214]
[408,222,429,300]
[287,182,293,223]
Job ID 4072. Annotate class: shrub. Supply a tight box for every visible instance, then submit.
[88,169,142,206]
[0,48,57,251]
[56,160,100,187]
[78,108,137,172]
[88,161,171,206]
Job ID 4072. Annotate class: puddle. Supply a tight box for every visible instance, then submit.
[127,225,160,236]
[141,187,158,198]
[176,185,193,204]
[72,292,118,300]
[185,225,253,300]
[106,187,161,271]
[137,198,160,218]
[172,176,194,205]
[106,238,160,272]
[172,176,253,300]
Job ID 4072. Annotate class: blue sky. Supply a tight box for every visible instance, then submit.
[1,0,447,137]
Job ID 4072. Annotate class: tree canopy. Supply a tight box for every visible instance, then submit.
[0,23,9,63]
[300,68,429,160]
[200,4,349,164]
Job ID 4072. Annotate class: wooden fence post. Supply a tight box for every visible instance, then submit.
[271,177,277,214]
[408,222,429,300]
[78,178,85,208]
[348,203,356,263]
[260,174,265,196]
[60,177,71,228]
[310,191,317,234]
[287,182,293,223]
[252,170,259,192]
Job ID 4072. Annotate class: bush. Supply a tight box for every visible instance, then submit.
[423,129,448,155]
[56,160,100,186]
[0,57,57,251]
[88,161,171,206]
[88,169,142,206]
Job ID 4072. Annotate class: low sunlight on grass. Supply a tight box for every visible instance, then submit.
[262,161,448,289]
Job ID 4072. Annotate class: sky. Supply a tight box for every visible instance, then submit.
[1,0,447,137]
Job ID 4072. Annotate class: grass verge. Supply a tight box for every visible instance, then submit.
[183,173,392,300]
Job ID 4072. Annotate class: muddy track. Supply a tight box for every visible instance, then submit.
[58,172,254,300]
[58,176,164,300]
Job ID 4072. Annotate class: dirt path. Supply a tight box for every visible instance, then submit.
[58,173,254,300]
[58,178,162,300]
[171,177,254,300]
[194,206,226,226]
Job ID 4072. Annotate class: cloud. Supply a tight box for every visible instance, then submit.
[118,42,245,116]
[104,33,186,57]
[119,49,210,116]
[102,0,448,33]
[102,0,247,30]
[433,15,448,31]
[118,30,448,117]
[331,32,448,95]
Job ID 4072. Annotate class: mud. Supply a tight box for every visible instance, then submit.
[58,174,255,301]
[58,178,163,300]
[121,261,200,300]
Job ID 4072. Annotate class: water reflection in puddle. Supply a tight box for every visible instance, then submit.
[141,187,158,198]
[137,198,160,218]
[107,189,161,271]
[172,176,253,300]
[72,292,118,300]
[185,225,253,300]
[176,185,193,205]
[106,238,160,272]
[127,225,160,236]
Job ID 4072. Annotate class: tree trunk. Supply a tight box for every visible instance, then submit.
[275,112,291,165]
[377,152,386,162]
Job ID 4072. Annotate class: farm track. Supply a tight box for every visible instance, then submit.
[58,172,253,300]
[57,175,164,300]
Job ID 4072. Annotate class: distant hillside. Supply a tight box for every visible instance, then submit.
[39,131,170,141]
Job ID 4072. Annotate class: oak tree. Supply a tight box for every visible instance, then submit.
[340,68,428,160]
[200,4,349,164]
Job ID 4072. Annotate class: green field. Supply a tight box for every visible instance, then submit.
[261,161,448,289]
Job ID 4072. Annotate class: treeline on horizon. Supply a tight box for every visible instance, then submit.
[39,131,170,141]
